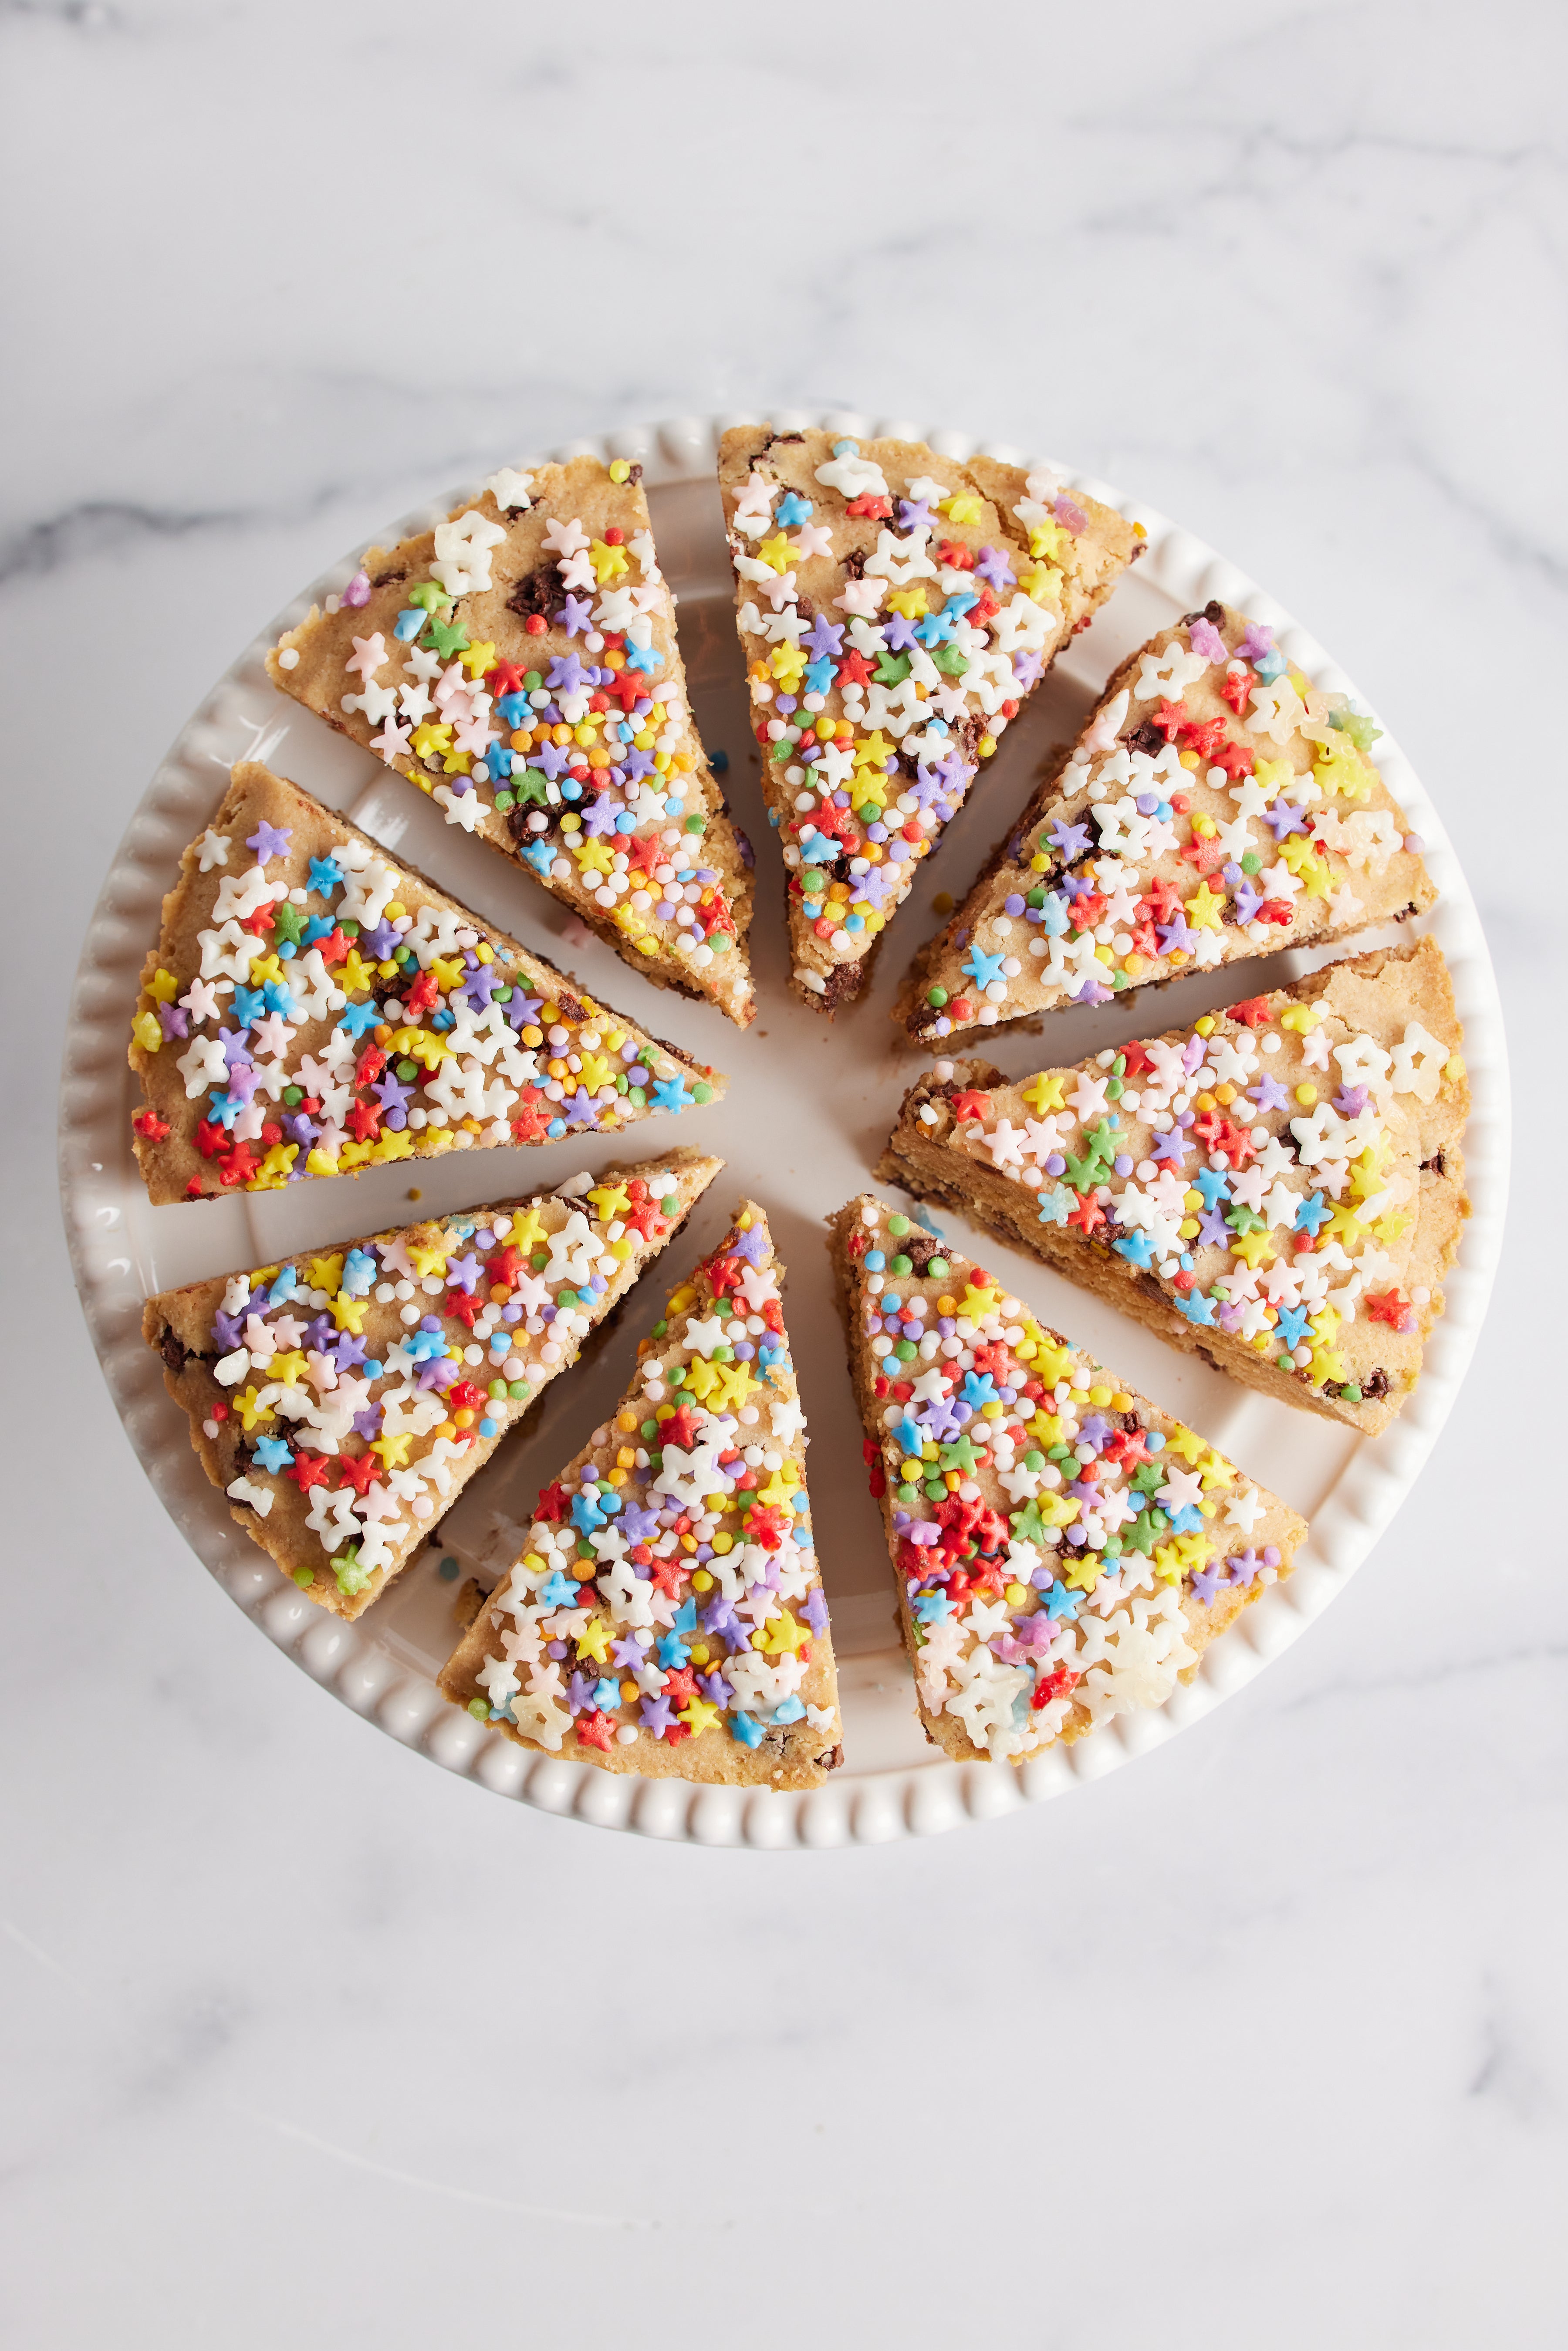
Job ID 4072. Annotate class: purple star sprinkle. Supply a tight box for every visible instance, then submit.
[1264,799,1308,842]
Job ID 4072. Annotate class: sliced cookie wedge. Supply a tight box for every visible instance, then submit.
[267,455,756,1027]
[897,601,1436,1049]
[879,940,1469,1435]
[129,763,726,1204]
[719,426,1136,1012]
[830,1193,1306,1763]
[143,1150,722,1619]
[440,1200,841,1788]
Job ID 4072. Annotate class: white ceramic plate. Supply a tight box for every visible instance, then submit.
[59,409,1508,1849]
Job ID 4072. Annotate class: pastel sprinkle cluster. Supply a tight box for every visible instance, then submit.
[727,439,1105,998]
[293,464,748,1000]
[464,1209,838,1772]
[198,1177,686,1600]
[130,787,713,1195]
[923,968,1462,1407]
[845,1197,1295,1760]
[908,606,1427,1042]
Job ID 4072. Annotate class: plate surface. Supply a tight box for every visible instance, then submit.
[58,409,1509,1849]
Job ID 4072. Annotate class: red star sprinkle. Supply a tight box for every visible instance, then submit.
[336,1451,378,1497]
[1366,1289,1414,1331]
[1177,715,1228,761]
[1211,737,1255,781]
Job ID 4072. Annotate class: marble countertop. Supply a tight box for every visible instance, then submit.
[4,2,1565,2342]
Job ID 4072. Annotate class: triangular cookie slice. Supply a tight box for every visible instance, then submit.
[718,426,1137,1013]
[143,1150,721,1619]
[896,600,1437,1048]
[830,1194,1307,1763]
[129,762,727,1204]
[439,1200,841,1788]
[879,940,1469,1435]
[266,455,756,1028]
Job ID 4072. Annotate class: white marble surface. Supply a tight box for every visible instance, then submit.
[4,2,1566,2341]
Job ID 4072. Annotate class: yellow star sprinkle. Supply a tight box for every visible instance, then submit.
[230,1386,275,1433]
[683,1358,726,1404]
[854,729,898,772]
[1026,517,1068,562]
[710,1363,757,1413]
[1198,1450,1235,1492]
[678,1696,721,1738]
[1021,1073,1066,1115]
[575,1616,613,1666]
[508,1208,546,1257]
[1027,1338,1075,1389]
[1229,1227,1275,1270]
[760,1610,809,1657]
